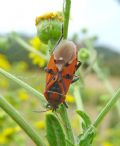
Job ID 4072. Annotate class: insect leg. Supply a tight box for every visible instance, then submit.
[75,61,82,71]
[63,102,68,108]
[72,77,79,83]
[46,103,51,109]
[71,61,81,83]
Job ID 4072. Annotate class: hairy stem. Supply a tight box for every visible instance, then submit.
[59,0,75,145]
[0,96,45,146]
[74,85,84,133]
[63,0,71,39]
[93,88,120,127]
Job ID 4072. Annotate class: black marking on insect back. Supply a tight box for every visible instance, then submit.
[50,82,61,93]
[44,67,54,74]
[64,74,73,80]
[65,63,70,67]
[48,82,63,103]
[54,59,57,64]
[50,82,63,104]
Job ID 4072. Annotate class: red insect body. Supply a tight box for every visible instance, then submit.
[44,53,80,110]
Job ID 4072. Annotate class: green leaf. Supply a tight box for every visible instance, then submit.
[46,113,66,146]
[78,125,96,146]
[76,110,92,129]
[59,104,75,145]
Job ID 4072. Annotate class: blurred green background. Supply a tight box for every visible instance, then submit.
[0,0,120,146]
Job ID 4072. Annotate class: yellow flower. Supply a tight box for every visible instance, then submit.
[66,94,75,103]
[29,37,47,54]
[29,53,46,67]
[0,134,7,144]
[0,54,11,70]
[29,37,47,67]
[30,37,42,50]
[18,89,29,101]
[35,121,45,129]
[35,12,63,26]
[103,142,113,146]
[3,128,15,138]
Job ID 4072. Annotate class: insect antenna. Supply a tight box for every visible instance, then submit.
[32,108,51,113]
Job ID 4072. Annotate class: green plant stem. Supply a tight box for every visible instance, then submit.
[63,0,71,39]
[0,68,47,106]
[80,88,120,145]
[74,85,84,133]
[74,86,84,112]
[59,105,75,145]
[59,0,75,145]
[10,33,48,60]
[0,96,45,146]
[65,139,76,146]
[93,88,120,127]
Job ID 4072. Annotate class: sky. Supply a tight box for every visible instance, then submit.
[0,0,120,52]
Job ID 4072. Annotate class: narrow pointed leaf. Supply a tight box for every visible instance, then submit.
[76,110,91,129]
[78,125,96,146]
[46,113,66,146]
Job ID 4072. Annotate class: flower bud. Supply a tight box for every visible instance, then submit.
[78,48,90,62]
[35,12,63,45]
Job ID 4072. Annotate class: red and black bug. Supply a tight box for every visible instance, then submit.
[44,40,81,111]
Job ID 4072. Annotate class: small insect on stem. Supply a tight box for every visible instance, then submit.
[43,28,81,110]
